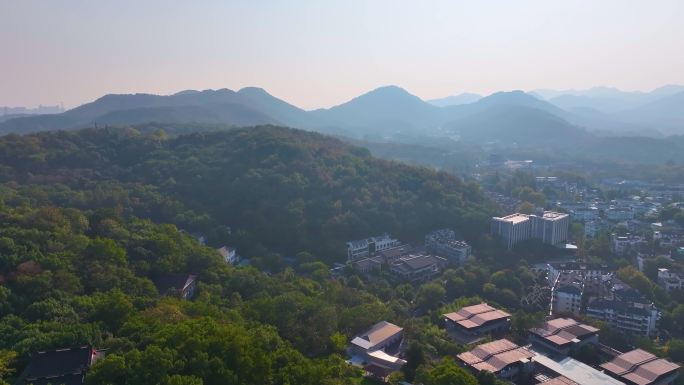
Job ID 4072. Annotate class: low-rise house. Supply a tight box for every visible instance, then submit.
[389,254,447,283]
[601,349,680,385]
[425,228,472,265]
[217,246,239,265]
[349,321,406,376]
[529,318,599,357]
[457,339,535,382]
[347,234,400,262]
[443,303,511,344]
[15,345,105,385]
[152,273,198,300]
[352,256,384,274]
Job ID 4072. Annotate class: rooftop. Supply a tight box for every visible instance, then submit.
[530,318,599,348]
[543,211,570,220]
[457,339,534,373]
[601,349,680,385]
[350,321,403,351]
[496,213,530,224]
[17,345,103,385]
[532,354,625,385]
[444,303,511,330]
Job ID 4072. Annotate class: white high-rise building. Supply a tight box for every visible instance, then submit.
[491,213,531,250]
[491,211,569,250]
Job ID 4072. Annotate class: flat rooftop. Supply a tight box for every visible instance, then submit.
[543,211,569,220]
[496,213,530,224]
[532,354,625,385]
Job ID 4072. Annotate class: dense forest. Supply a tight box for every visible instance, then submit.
[0,125,495,262]
[0,125,506,384]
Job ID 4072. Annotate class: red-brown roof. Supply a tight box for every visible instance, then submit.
[601,349,680,385]
[457,339,534,373]
[444,303,511,329]
[530,318,599,348]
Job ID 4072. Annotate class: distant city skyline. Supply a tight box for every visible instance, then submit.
[2,1,684,109]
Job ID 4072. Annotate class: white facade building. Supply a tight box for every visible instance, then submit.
[491,211,569,250]
[346,234,400,261]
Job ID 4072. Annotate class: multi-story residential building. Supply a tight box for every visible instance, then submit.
[586,298,659,338]
[443,303,511,343]
[601,349,680,385]
[529,318,599,357]
[550,271,584,316]
[346,234,400,261]
[606,207,635,222]
[584,219,608,237]
[547,262,610,286]
[457,339,535,382]
[491,211,569,250]
[610,234,645,255]
[491,213,532,250]
[389,254,447,283]
[657,268,684,293]
[425,228,472,265]
[570,207,600,221]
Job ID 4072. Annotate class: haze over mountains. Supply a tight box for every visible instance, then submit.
[1,84,683,148]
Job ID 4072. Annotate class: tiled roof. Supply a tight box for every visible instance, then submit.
[457,339,534,373]
[350,321,402,351]
[601,349,680,385]
[530,318,599,348]
[444,303,510,329]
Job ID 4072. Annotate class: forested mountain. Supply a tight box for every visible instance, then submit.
[0,124,502,385]
[0,125,495,261]
[3,84,684,149]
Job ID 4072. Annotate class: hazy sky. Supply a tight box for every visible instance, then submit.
[2,1,684,109]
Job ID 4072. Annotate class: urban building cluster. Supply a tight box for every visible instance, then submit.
[547,262,659,338]
[344,229,471,282]
[347,302,680,385]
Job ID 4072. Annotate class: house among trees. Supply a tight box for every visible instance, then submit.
[443,303,511,343]
[346,234,400,262]
[349,321,406,380]
[529,318,599,357]
[601,349,680,385]
[15,345,105,385]
[151,273,198,299]
[389,254,447,283]
[425,228,472,265]
[217,245,239,265]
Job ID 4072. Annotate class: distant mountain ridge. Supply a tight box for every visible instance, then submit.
[1,84,683,142]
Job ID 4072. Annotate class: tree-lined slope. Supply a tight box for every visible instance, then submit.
[0,125,495,260]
